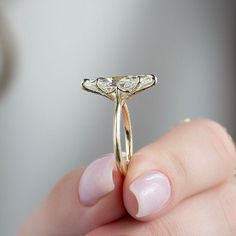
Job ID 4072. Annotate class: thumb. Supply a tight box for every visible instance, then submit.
[18,154,125,236]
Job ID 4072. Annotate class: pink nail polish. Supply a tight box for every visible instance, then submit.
[129,171,171,218]
[79,154,115,206]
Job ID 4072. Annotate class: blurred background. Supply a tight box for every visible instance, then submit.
[0,1,235,235]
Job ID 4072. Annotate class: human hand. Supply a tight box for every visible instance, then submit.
[18,120,236,236]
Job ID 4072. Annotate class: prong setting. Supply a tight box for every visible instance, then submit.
[81,74,157,101]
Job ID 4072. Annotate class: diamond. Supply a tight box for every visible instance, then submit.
[139,75,154,85]
[97,77,117,94]
[82,79,100,93]
[118,76,139,92]
[133,74,156,92]
[81,74,157,100]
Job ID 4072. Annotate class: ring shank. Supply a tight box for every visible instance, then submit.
[113,93,133,175]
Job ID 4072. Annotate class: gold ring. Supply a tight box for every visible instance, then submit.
[81,75,157,175]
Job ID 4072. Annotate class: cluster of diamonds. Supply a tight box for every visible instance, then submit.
[81,74,157,100]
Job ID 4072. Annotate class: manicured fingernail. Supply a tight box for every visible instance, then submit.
[79,154,115,206]
[129,171,171,218]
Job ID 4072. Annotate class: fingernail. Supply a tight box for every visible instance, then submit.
[79,154,115,206]
[129,171,171,218]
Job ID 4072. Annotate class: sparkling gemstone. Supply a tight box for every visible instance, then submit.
[139,75,154,85]
[82,74,157,98]
[97,77,117,93]
[83,79,96,87]
[118,76,139,92]
[82,79,99,92]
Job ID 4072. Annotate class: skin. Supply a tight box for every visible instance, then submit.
[18,120,236,236]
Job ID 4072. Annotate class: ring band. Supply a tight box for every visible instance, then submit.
[81,75,157,175]
[114,91,133,175]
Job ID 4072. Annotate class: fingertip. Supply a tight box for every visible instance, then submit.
[124,157,172,221]
[79,154,117,206]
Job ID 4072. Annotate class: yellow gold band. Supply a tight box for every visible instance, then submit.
[113,90,133,175]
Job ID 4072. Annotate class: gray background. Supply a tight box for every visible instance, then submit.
[0,1,235,235]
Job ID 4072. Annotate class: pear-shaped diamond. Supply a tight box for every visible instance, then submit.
[82,79,100,94]
[97,77,117,94]
[135,75,156,91]
[140,75,154,85]
[118,76,139,92]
